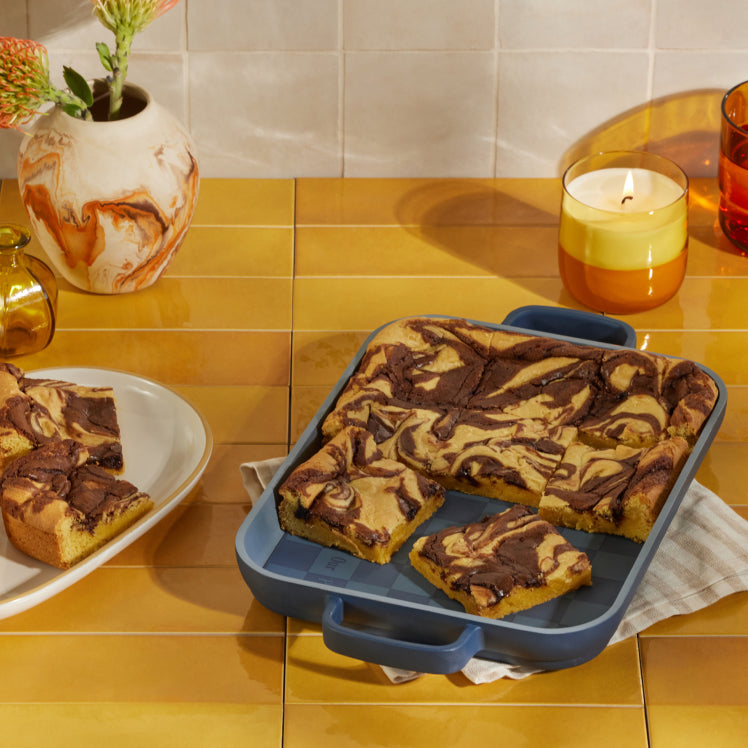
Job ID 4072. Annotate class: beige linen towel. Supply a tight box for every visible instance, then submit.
[240,457,748,684]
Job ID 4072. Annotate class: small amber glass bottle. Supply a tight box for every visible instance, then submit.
[0,224,57,357]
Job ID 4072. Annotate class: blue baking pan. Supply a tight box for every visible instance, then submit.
[235,306,726,674]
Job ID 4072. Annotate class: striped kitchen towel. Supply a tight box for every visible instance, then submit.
[240,458,748,684]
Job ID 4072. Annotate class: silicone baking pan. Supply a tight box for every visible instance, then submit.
[235,306,726,674]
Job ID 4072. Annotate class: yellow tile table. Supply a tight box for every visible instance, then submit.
[0,177,745,747]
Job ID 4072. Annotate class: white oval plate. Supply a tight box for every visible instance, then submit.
[0,367,213,620]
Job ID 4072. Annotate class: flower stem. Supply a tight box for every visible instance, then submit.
[44,85,93,120]
[108,26,134,120]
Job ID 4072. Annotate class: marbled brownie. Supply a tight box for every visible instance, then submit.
[278,426,445,564]
[409,504,592,618]
[22,376,124,472]
[539,437,689,542]
[0,439,152,569]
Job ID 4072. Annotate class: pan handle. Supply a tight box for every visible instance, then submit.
[501,305,637,348]
[321,595,485,674]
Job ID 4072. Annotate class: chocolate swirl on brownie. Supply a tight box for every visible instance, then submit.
[410,504,592,618]
[374,404,577,505]
[539,437,689,542]
[21,377,123,471]
[0,364,59,471]
[0,439,152,569]
[321,318,717,510]
[0,364,125,474]
[278,426,445,564]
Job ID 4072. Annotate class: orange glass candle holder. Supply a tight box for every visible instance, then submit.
[558,151,688,315]
[719,80,748,255]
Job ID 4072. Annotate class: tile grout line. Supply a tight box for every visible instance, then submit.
[281,176,301,746]
[636,633,653,747]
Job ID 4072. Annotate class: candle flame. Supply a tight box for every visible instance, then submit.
[621,170,635,206]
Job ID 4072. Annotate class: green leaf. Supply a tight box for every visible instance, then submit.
[96,42,113,72]
[61,102,84,118]
[63,66,93,107]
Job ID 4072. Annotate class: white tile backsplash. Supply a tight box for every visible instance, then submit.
[497,51,651,177]
[2,0,748,179]
[343,0,496,51]
[188,0,338,51]
[656,0,748,49]
[499,0,651,49]
[344,52,497,177]
[189,51,340,177]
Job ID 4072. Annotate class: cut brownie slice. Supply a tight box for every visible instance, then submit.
[0,439,152,569]
[21,376,124,472]
[277,426,445,564]
[538,437,689,543]
[0,363,59,472]
[409,505,592,618]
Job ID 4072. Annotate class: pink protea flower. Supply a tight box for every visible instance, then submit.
[0,37,91,129]
[0,38,51,128]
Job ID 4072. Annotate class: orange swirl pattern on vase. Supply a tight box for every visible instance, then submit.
[18,153,199,294]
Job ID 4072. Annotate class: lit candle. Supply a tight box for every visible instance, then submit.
[558,152,688,314]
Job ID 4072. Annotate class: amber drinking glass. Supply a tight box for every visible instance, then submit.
[719,80,748,255]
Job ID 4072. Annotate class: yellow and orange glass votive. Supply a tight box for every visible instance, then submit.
[719,80,748,255]
[558,151,688,315]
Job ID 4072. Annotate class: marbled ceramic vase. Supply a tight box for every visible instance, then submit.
[17,82,199,294]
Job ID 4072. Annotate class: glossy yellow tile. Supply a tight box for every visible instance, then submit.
[285,635,642,705]
[107,503,249,567]
[284,704,648,748]
[634,331,748,385]
[291,385,330,441]
[173,385,289,444]
[625,277,748,330]
[0,566,282,634]
[292,277,567,331]
[0,635,283,703]
[695,444,748,506]
[686,226,748,276]
[295,225,558,278]
[1,175,746,742]
[640,591,748,637]
[191,178,295,226]
[646,705,748,748]
[170,226,293,277]
[287,619,323,634]
[688,178,721,228]
[713,387,748,443]
[56,278,293,331]
[0,704,281,748]
[190,444,286,505]
[641,636,748,705]
[296,178,561,226]
[14,331,291,386]
[292,330,370,386]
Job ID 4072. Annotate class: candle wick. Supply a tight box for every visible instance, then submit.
[621,195,634,205]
